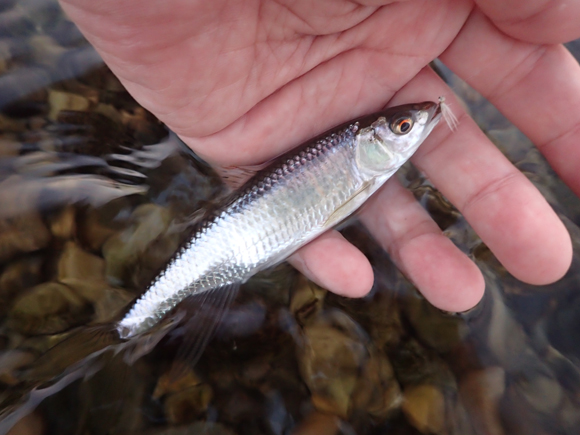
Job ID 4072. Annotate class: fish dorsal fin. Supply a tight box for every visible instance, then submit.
[167,283,240,380]
[213,162,272,190]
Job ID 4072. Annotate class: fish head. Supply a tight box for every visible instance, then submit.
[354,100,441,177]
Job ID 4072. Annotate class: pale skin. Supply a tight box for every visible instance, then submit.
[59,0,580,312]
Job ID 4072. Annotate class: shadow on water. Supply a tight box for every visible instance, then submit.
[1,1,580,434]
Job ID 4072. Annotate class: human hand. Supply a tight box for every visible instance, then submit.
[59,0,579,312]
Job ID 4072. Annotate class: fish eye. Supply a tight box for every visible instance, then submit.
[390,116,414,135]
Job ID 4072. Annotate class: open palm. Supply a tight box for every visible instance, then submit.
[60,0,580,311]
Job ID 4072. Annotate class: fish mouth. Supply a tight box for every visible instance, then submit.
[424,99,443,125]
[409,100,442,127]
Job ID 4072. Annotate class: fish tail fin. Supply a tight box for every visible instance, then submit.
[0,325,123,434]
[20,324,121,383]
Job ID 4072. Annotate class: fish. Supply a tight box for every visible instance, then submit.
[116,99,444,355]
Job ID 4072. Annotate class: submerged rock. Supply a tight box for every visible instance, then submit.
[0,254,44,315]
[7,281,92,335]
[102,203,178,287]
[0,212,50,263]
[297,310,401,419]
[153,365,213,425]
[1,5,580,435]
[57,241,105,282]
[459,367,506,435]
[402,384,446,435]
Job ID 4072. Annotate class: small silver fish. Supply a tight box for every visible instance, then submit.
[117,100,443,340]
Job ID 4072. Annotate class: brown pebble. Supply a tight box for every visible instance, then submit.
[47,206,76,240]
[290,411,341,435]
[0,211,51,263]
[459,367,506,435]
[6,411,44,435]
[57,241,105,282]
[7,282,92,335]
[402,384,445,434]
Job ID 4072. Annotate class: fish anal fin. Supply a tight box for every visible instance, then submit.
[168,283,240,380]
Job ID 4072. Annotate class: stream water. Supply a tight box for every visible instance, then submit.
[1,1,580,434]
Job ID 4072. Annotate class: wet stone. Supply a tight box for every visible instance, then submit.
[121,106,167,144]
[76,198,133,252]
[350,351,402,419]
[2,95,49,121]
[290,412,341,435]
[300,324,363,417]
[46,205,76,239]
[0,349,36,385]
[557,396,580,433]
[459,367,506,435]
[57,241,105,282]
[0,114,27,134]
[59,278,132,323]
[0,138,22,157]
[0,212,51,263]
[390,338,455,388]
[484,285,540,372]
[0,8,36,38]
[54,110,133,156]
[28,34,68,69]
[7,281,92,335]
[56,46,104,82]
[94,102,122,124]
[0,68,51,110]
[290,276,326,326]
[47,89,91,120]
[513,372,563,415]
[402,384,446,435]
[297,312,370,418]
[499,381,556,435]
[90,286,133,323]
[76,354,146,435]
[0,254,44,315]
[403,291,469,353]
[412,184,460,231]
[102,203,178,287]
[162,384,213,425]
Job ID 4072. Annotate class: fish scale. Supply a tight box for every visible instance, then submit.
[117,101,442,339]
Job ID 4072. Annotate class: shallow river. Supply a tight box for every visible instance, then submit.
[1,1,580,434]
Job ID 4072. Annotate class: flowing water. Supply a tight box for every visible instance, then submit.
[1,1,580,434]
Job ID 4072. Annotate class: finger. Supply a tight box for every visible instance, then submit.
[184,0,472,166]
[360,178,485,312]
[392,67,572,285]
[61,0,471,167]
[440,10,580,202]
[474,0,580,44]
[289,230,374,297]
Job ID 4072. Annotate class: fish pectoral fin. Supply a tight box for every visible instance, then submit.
[168,282,241,378]
[323,182,373,228]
